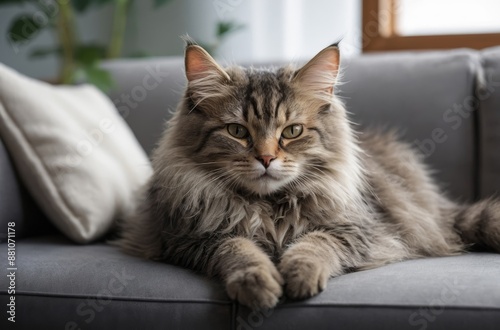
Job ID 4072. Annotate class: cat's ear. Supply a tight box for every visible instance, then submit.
[293,44,340,102]
[185,44,230,83]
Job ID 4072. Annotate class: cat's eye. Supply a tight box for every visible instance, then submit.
[282,124,303,139]
[227,124,249,139]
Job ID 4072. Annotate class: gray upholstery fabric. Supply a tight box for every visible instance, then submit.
[1,236,499,329]
[103,57,185,157]
[0,138,54,240]
[478,46,500,199]
[237,306,500,330]
[339,49,480,201]
[0,236,232,330]
[238,253,500,329]
[0,139,22,237]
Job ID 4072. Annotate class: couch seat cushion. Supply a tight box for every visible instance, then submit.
[0,235,232,330]
[1,236,499,330]
[238,252,500,330]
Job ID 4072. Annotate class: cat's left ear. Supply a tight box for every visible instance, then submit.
[185,44,230,83]
[292,44,340,101]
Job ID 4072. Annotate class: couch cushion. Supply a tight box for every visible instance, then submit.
[0,236,232,330]
[0,64,152,243]
[238,253,500,330]
[478,46,500,199]
[1,236,498,329]
[339,49,481,202]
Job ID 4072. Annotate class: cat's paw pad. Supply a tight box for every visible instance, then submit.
[226,265,283,310]
[279,257,329,300]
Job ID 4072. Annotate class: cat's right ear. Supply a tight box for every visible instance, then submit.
[185,44,230,83]
[292,44,340,103]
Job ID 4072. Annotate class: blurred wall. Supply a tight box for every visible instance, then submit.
[0,0,360,79]
[125,0,362,63]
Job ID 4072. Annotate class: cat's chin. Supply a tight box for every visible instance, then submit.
[243,175,290,196]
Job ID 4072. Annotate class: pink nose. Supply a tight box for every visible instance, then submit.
[257,155,276,168]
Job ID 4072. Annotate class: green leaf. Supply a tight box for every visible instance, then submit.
[71,0,91,12]
[216,21,244,38]
[71,0,114,12]
[153,0,173,8]
[75,65,114,92]
[8,14,43,43]
[74,44,107,66]
[29,46,62,58]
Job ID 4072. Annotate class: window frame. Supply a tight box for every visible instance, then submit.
[362,0,500,52]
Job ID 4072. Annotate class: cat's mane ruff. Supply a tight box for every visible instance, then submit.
[156,88,368,251]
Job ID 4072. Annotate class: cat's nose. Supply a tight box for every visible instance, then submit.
[256,154,276,168]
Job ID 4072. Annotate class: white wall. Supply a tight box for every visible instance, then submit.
[126,0,361,63]
[0,0,361,78]
[213,0,362,62]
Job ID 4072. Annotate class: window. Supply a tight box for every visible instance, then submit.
[362,0,500,52]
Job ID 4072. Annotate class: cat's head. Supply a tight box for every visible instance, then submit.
[171,42,357,196]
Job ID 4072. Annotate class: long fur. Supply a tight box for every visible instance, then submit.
[118,44,500,310]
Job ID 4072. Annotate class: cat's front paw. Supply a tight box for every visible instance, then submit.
[279,255,329,300]
[226,264,283,310]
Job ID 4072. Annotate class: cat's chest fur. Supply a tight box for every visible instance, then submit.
[231,193,311,258]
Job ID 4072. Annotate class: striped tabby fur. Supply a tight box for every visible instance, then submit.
[119,42,500,310]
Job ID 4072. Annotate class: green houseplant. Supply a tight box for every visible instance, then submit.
[3,0,173,91]
[3,0,244,91]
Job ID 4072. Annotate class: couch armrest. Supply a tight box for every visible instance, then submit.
[478,46,500,198]
[0,136,55,240]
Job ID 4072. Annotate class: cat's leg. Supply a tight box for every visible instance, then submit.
[278,229,366,300]
[211,237,283,310]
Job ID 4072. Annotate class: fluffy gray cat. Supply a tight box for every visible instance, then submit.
[119,41,500,310]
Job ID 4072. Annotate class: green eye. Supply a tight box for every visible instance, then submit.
[282,124,303,139]
[227,124,249,139]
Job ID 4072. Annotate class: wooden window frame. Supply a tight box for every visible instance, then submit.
[362,0,500,52]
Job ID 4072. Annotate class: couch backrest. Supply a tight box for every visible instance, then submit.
[339,49,481,202]
[3,47,500,239]
[102,57,185,156]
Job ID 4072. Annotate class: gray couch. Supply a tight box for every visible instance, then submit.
[1,47,500,329]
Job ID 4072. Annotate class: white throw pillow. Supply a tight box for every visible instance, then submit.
[0,63,152,243]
